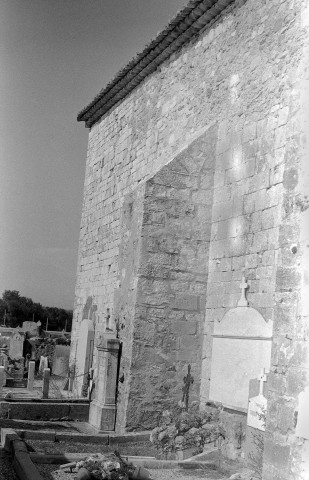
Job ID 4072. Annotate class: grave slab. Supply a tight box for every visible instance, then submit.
[9,332,24,360]
[52,345,70,377]
[209,279,272,410]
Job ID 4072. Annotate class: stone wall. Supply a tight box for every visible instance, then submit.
[113,184,146,430]
[73,0,309,476]
[261,2,309,478]
[120,128,216,430]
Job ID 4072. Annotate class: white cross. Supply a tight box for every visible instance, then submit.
[237,275,248,307]
[259,368,267,397]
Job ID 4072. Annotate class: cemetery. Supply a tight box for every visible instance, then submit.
[0,320,71,397]
[1,0,309,479]
[68,0,309,476]
[0,286,266,480]
[0,302,256,479]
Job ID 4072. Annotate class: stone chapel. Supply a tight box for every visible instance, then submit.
[71,0,309,478]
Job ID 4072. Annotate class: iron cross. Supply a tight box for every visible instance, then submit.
[182,364,194,411]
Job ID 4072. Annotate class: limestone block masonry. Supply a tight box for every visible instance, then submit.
[115,127,217,430]
[72,0,309,478]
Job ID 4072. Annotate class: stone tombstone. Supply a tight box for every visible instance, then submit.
[0,366,5,392]
[39,355,48,374]
[245,371,268,470]
[22,321,40,334]
[89,335,120,432]
[247,370,267,431]
[209,278,272,410]
[0,332,11,355]
[75,319,95,396]
[9,357,24,379]
[42,367,50,399]
[9,332,24,360]
[52,345,70,377]
[27,361,35,391]
[0,353,8,369]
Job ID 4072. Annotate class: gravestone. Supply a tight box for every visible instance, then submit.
[52,345,70,377]
[39,355,48,374]
[247,370,267,431]
[6,356,26,387]
[245,370,268,472]
[0,366,5,393]
[22,321,40,335]
[27,361,35,391]
[89,335,120,431]
[42,368,50,398]
[0,330,13,355]
[209,278,272,410]
[0,353,8,369]
[75,319,95,396]
[9,332,24,359]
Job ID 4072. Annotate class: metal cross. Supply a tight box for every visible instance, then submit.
[237,275,248,307]
[182,364,194,411]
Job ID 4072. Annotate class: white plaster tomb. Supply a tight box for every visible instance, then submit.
[209,279,273,410]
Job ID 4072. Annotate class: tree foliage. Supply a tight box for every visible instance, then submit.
[0,290,72,331]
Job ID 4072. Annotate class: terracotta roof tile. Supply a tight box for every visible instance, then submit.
[77,0,234,128]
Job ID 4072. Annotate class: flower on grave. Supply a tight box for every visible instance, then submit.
[150,401,223,459]
[161,410,172,425]
[174,435,184,448]
[76,454,135,480]
[149,426,158,443]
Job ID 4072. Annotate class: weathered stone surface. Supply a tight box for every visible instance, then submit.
[72,0,309,475]
[121,128,217,430]
[9,333,24,360]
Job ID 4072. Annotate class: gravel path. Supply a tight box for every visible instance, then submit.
[0,448,18,480]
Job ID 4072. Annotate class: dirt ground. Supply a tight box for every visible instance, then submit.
[36,464,228,480]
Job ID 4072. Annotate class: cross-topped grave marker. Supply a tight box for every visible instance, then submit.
[258,368,267,397]
[237,276,249,307]
[247,369,268,431]
[181,364,194,411]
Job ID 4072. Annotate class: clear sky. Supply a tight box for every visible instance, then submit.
[0,0,186,310]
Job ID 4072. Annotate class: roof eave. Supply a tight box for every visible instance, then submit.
[77,0,234,128]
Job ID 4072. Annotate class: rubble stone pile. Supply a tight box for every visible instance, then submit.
[150,402,222,459]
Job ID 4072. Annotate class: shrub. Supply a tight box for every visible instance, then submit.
[150,401,222,458]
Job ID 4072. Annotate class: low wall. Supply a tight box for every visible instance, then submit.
[0,401,89,421]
